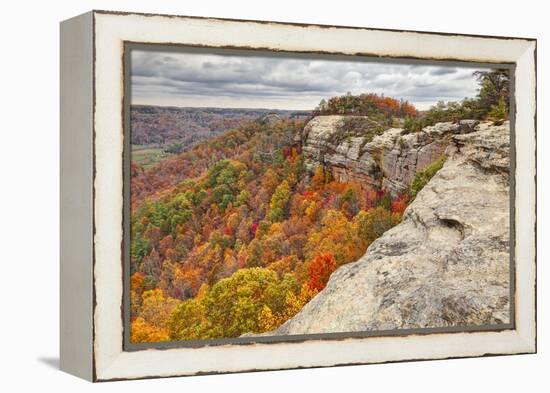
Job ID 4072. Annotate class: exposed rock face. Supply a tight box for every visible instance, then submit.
[272,121,510,335]
[256,113,282,125]
[459,119,480,134]
[299,115,482,194]
[298,115,384,189]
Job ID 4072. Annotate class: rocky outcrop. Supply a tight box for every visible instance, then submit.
[271,121,510,334]
[256,113,282,125]
[299,115,482,194]
[297,116,384,189]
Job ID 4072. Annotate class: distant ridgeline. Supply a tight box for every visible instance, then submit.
[129,70,510,343]
[131,105,310,147]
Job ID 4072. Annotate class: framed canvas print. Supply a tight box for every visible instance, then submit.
[60,10,537,381]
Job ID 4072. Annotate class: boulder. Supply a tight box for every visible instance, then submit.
[459,119,480,134]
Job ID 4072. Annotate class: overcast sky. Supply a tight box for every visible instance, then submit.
[131,49,491,111]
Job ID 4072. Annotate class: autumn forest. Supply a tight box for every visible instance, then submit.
[129,98,415,342]
[128,48,510,343]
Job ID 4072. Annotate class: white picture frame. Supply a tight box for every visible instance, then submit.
[60,10,536,381]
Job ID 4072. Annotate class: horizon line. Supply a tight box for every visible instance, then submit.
[131,103,312,112]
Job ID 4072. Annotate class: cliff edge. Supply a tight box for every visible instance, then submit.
[271,121,510,335]
[298,115,480,194]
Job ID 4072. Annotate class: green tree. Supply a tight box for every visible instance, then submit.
[410,155,447,198]
[164,141,184,154]
[474,69,510,115]
[267,181,291,222]
[354,207,397,247]
[168,297,209,340]
[169,268,300,340]
[235,190,250,206]
[488,97,508,123]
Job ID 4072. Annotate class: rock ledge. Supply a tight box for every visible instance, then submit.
[270,121,510,335]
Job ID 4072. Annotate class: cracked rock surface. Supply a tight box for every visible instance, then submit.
[269,121,510,335]
[299,115,479,194]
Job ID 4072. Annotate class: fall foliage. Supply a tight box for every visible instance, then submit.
[314,92,418,121]
[129,100,412,343]
[126,64,513,343]
[307,253,337,291]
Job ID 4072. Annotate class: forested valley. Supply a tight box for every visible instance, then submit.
[129,69,510,342]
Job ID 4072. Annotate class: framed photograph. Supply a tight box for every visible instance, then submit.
[60,10,537,381]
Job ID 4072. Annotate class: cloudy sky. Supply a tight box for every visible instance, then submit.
[131,49,491,111]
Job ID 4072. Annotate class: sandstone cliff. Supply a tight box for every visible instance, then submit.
[298,115,479,194]
[272,120,510,334]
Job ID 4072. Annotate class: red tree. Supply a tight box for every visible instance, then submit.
[307,252,337,291]
[391,194,409,216]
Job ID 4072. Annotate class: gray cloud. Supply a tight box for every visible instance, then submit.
[429,67,458,76]
[131,49,491,110]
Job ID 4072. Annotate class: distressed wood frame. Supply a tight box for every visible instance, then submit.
[60,10,537,382]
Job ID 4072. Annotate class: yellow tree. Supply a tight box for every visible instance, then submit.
[267,180,291,222]
[139,289,180,332]
[305,209,363,266]
[131,317,170,343]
